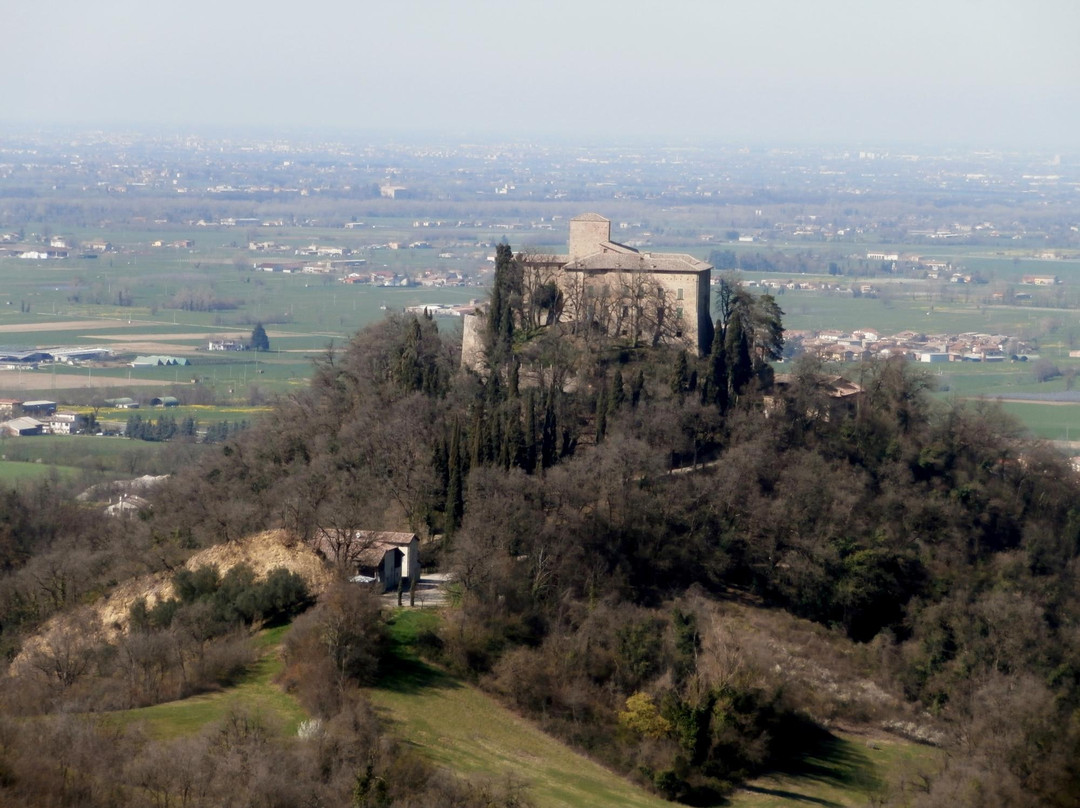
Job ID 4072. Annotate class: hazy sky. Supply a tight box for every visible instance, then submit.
[4,0,1077,148]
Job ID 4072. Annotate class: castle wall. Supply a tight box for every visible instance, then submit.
[555,266,710,355]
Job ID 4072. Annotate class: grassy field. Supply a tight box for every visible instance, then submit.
[0,434,200,479]
[4,231,1080,442]
[95,605,944,807]
[109,624,306,740]
[0,459,80,483]
[991,401,1080,442]
[368,611,939,808]
[370,611,674,808]
[733,730,939,808]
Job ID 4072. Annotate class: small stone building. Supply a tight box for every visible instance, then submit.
[312,530,420,592]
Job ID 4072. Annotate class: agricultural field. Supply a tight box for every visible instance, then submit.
[0,433,195,478]
[0,459,80,483]
[4,222,1080,444]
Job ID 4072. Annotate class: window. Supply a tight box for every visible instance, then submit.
[677,288,684,300]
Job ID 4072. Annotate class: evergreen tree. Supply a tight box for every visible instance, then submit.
[610,369,626,412]
[250,322,270,352]
[445,420,464,538]
[752,294,786,364]
[726,310,754,397]
[670,352,689,398]
[469,405,486,467]
[524,389,538,473]
[486,243,519,367]
[505,401,526,469]
[631,369,645,408]
[595,388,608,443]
[125,414,143,440]
[541,394,558,470]
[509,358,520,399]
[394,316,425,392]
[707,324,730,413]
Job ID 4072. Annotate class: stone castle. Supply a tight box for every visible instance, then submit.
[462,213,713,368]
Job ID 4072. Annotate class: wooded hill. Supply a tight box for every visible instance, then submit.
[0,253,1078,807]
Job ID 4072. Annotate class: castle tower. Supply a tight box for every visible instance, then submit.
[568,213,611,259]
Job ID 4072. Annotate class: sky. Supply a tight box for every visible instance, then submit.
[4,0,1078,149]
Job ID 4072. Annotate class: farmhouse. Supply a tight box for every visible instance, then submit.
[311,530,420,592]
[1,417,44,437]
[46,412,90,434]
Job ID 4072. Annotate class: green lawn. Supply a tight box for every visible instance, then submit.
[0,434,186,477]
[732,730,939,808]
[992,401,1080,442]
[0,459,80,483]
[109,625,307,740]
[368,658,673,807]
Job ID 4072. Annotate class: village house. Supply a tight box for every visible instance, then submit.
[1,417,44,437]
[764,373,864,422]
[311,530,421,592]
[0,399,22,417]
[45,412,89,434]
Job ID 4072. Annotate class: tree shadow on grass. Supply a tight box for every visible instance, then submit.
[738,785,843,806]
[375,653,462,694]
[763,719,884,799]
[374,616,461,695]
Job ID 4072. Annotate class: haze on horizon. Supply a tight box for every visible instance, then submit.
[3,0,1078,150]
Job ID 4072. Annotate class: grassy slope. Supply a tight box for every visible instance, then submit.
[369,611,673,808]
[109,625,307,740]
[99,611,938,807]
[369,612,939,808]
[734,731,938,808]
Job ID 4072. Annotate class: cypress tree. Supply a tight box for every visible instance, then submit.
[505,401,526,469]
[469,405,486,467]
[670,352,689,398]
[524,389,538,473]
[445,420,464,538]
[708,324,730,413]
[489,408,504,467]
[631,369,645,407]
[610,368,626,412]
[726,310,753,397]
[595,388,608,443]
[509,358,520,399]
[541,394,558,470]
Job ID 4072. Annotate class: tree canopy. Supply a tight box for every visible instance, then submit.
[249,322,269,352]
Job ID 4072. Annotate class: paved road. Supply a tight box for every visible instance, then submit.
[380,572,453,609]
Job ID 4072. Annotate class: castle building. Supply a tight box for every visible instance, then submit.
[461,213,713,370]
[542,213,713,356]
